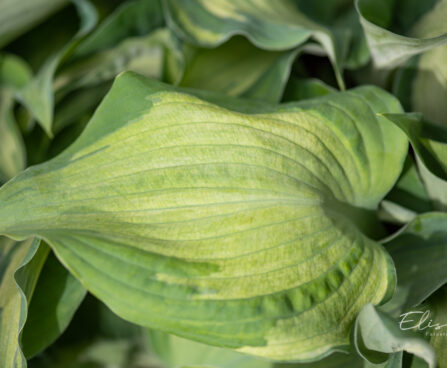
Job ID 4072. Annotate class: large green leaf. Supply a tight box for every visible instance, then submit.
[0,238,44,368]
[163,0,348,89]
[179,36,298,102]
[356,0,447,67]
[0,0,69,48]
[17,0,98,137]
[0,72,407,361]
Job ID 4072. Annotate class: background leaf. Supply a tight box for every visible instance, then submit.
[179,36,299,102]
[0,54,31,183]
[164,0,348,89]
[21,250,86,359]
[0,0,69,48]
[0,238,44,368]
[356,0,447,67]
[17,0,98,137]
[409,288,447,368]
[380,156,432,225]
[282,77,336,102]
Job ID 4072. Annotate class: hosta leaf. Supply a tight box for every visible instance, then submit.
[334,6,370,70]
[0,72,407,361]
[390,0,447,128]
[55,29,179,96]
[393,49,447,129]
[179,36,298,103]
[21,250,86,359]
[0,0,69,48]
[0,238,44,368]
[356,0,447,67]
[380,157,432,224]
[0,54,31,183]
[381,113,447,210]
[52,83,111,135]
[0,237,86,367]
[283,77,336,102]
[72,0,164,60]
[381,213,447,316]
[418,160,447,211]
[0,54,33,90]
[354,304,436,367]
[17,0,97,137]
[163,0,347,89]
[0,91,26,183]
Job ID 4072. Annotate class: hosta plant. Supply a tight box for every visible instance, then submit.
[1,1,447,368]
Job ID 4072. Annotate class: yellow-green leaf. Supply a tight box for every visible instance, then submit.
[0,72,408,361]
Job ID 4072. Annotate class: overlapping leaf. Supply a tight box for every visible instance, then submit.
[411,288,447,368]
[0,72,408,361]
[20,250,86,359]
[382,213,447,315]
[381,113,447,211]
[380,157,432,225]
[283,77,336,103]
[0,238,86,368]
[164,0,350,88]
[0,54,31,183]
[0,238,44,368]
[17,0,98,137]
[357,212,447,367]
[356,0,447,67]
[354,304,436,367]
[179,36,298,102]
